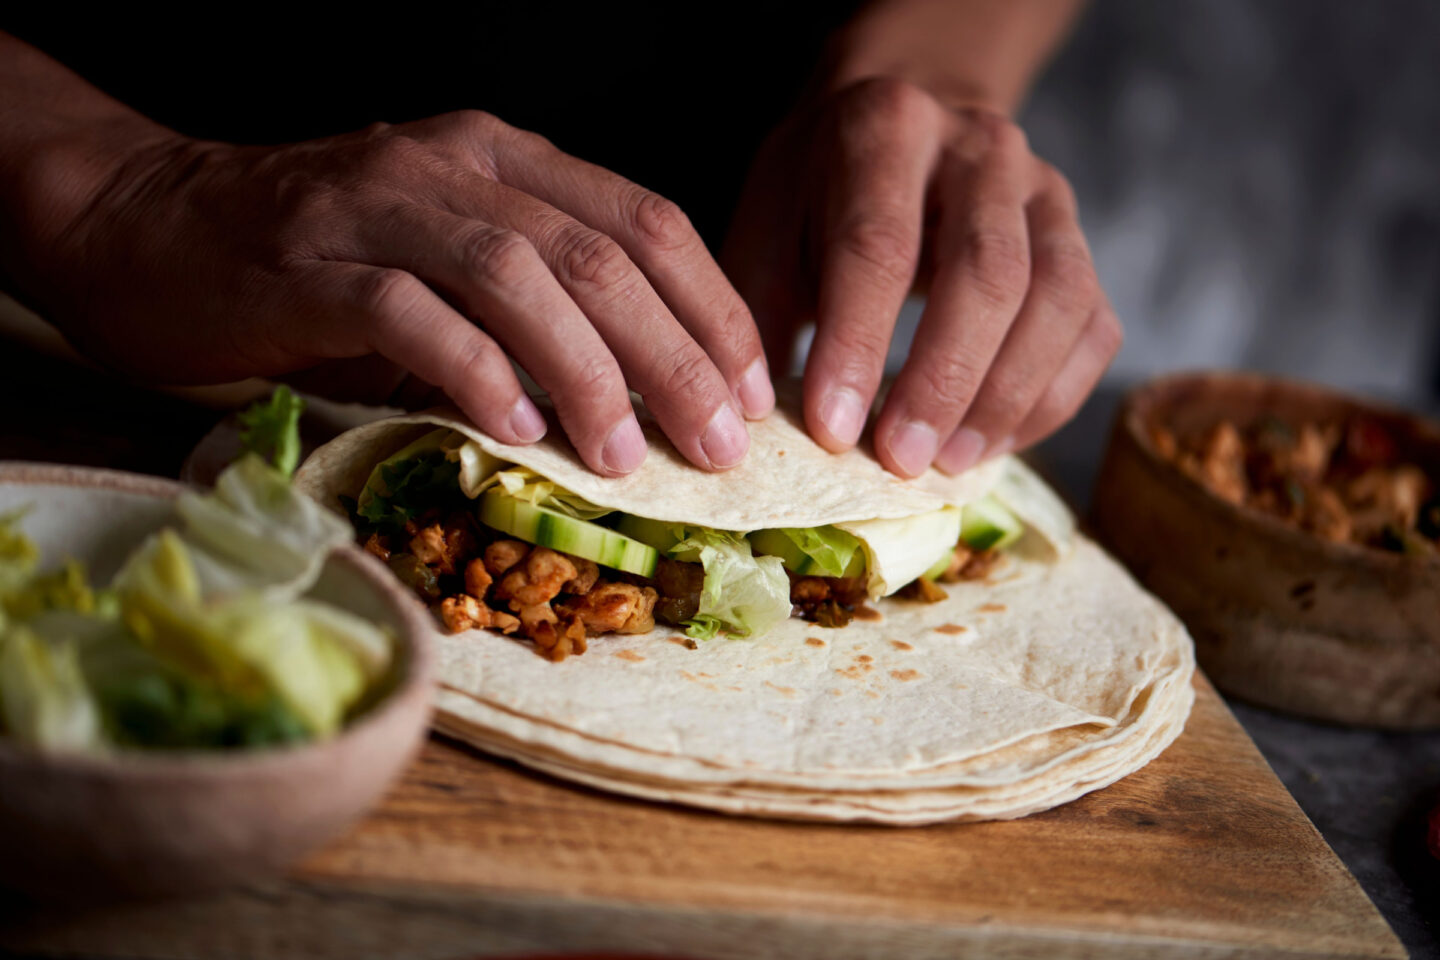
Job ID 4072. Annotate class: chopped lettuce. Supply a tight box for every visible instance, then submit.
[175,453,352,599]
[237,385,306,478]
[670,528,791,640]
[0,509,39,600]
[0,625,105,753]
[354,430,468,533]
[476,467,611,520]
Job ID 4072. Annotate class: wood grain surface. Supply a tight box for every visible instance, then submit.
[1,673,1403,960]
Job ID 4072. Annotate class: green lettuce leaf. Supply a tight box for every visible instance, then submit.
[175,453,352,599]
[779,526,862,578]
[670,528,790,640]
[353,429,470,533]
[0,508,39,597]
[237,385,306,478]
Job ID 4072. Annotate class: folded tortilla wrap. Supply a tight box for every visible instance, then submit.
[295,393,1193,824]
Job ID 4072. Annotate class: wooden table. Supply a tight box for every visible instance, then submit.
[1,675,1404,960]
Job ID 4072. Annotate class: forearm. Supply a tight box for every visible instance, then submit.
[823,0,1089,114]
[0,32,176,302]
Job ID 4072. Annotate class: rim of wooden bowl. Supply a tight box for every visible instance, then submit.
[0,459,435,778]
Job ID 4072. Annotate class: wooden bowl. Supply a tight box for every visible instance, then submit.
[0,462,435,899]
[1091,371,1440,729]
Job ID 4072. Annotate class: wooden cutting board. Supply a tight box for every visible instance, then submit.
[1,673,1403,960]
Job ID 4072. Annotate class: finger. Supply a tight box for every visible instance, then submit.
[933,171,1099,473]
[803,81,941,453]
[378,179,749,471]
[298,260,549,448]
[484,127,775,421]
[310,224,648,477]
[1007,299,1123,452]
[492,191,752,470]
[873,117,1033,477]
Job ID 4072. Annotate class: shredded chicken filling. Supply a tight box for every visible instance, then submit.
[1152,416,1440,553]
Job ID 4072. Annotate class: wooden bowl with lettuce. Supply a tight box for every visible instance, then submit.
[0,390,434,899]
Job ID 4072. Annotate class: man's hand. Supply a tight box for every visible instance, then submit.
[2,35,773,477]
[725,77,1118,478]
[724,0,1113,479]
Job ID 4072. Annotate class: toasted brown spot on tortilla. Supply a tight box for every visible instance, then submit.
[890,640,914,651]
[806,637,825,647]
[857,654,873,663]
[934,623,968,635]
[829,688,842,696]
[777,450,786,456]
[853,605,882,621]
[864,690,880,699]
[890,669,921,682]
[613,650,644,662]
[836,665,865,680]
[871,716,884,725]
[977,603,1007,613]
[666,637,698,650]
[765,681,798,697]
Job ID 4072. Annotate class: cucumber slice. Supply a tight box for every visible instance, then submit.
[748,527,865,578]
[479,491,658,577]
[614,514,687,555]
[921,547,954,581]
[960,496,1023,551]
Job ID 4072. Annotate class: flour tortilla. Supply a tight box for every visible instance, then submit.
[296,395,1192,823]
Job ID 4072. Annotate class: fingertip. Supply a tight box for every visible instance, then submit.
[934,427,986,475]
[508,395,547,444]
[699,404,749,469]
[810,386,867,451]
[599,416,647,475]
[735,359,775,420]
[880,419,939,478]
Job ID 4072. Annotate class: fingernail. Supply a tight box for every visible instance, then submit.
[885,420,939,478]
[819,388,866,447]
[985,434,1015,461]
[936,427,986,474]
[508,396,547,443]
[602,417,647,474]
[700,404,749,468]
[736,360,775,419]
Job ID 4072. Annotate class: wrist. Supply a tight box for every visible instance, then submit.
[0,113,183,314]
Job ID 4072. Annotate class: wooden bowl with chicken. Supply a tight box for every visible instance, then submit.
[1091,370,1440,728]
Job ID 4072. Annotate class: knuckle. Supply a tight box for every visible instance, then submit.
[465,228,538,288]
[628,189,695,252]
[453,334,505,385]
[355,268,425,322]
[1093,310,1125,357]
[652,342,717,401]
[843,76,936,128]
[1038,162,1079,212]
[962,227,1030,305]
[835,215,918,288]
[912,355,985,413]
[821,320,893,373]
[564,354,620,404]
[1034,239,1099,307]
[973,367,1038,430]
[557,228,633,291]
[1031,381,1084,434]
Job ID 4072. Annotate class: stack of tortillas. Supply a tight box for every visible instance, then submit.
[299,394,1195,825]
